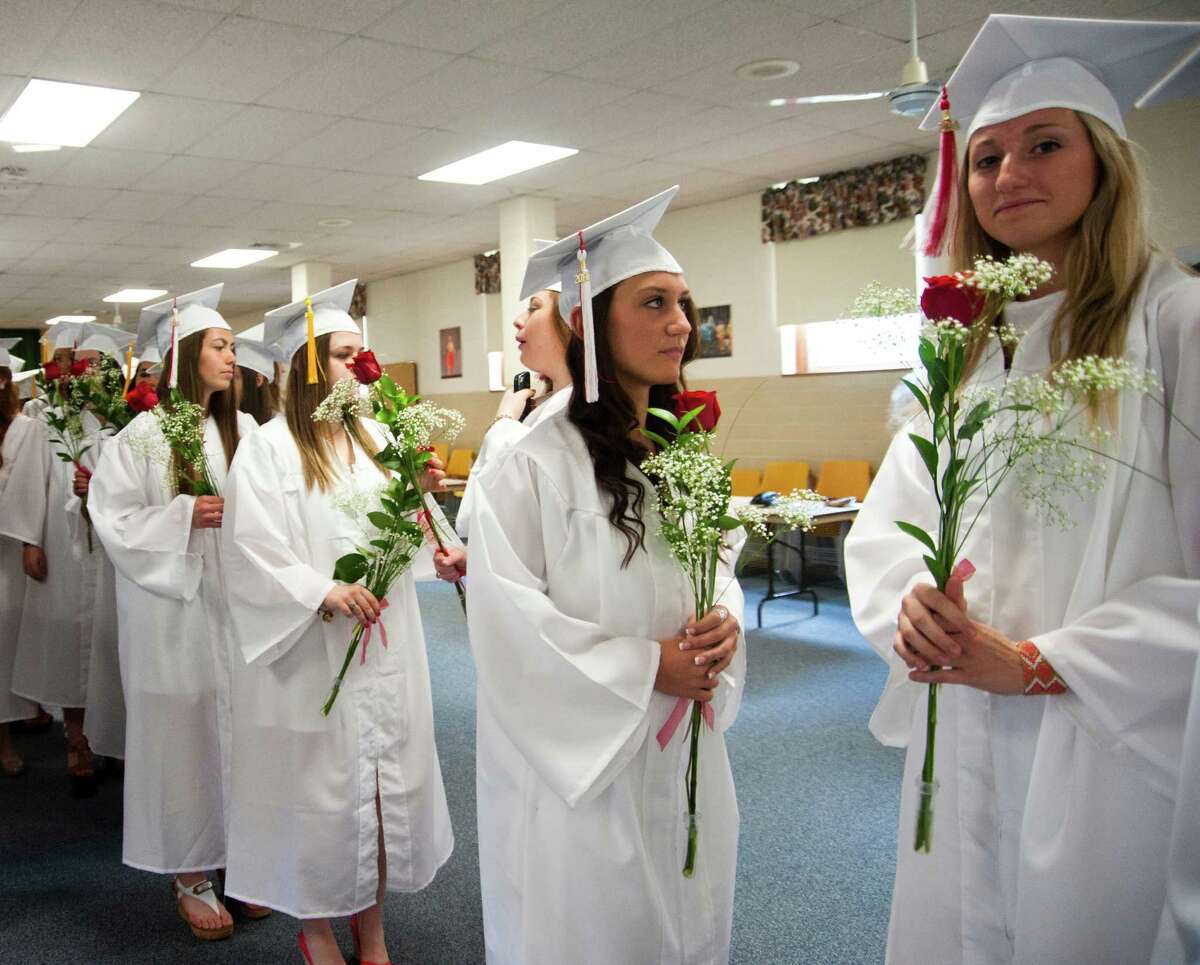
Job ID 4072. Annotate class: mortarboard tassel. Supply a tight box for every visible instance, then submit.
[922,86,959,258]
[121,339,135,396]
[576,231,598,404]
[169,297,180,389]
[305,296,318,385]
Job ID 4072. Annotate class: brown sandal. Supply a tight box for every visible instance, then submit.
[174,878,234,941]
[65,732,97,798]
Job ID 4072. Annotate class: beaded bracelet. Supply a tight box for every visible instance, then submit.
[1016,641,1068,695]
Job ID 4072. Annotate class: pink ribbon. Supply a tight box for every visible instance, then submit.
[656,697,714,751]
[358,599,390,665]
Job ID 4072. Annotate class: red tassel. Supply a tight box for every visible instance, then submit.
[922,86,959,258]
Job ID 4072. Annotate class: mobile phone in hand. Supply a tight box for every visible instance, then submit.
[513,372,534,420]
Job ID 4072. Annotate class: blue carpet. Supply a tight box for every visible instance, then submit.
[0,578,901,964]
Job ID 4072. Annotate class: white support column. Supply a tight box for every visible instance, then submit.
[498,196,556,386]
[291,262,332,301]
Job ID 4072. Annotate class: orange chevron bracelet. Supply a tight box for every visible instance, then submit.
[1016,641,1068,695]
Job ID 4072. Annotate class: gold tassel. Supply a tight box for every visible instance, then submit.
[305,296,317,385]
[121,340,135,396]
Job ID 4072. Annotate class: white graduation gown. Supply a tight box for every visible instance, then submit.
[0,414,40,723]
[6,407,102,708]
[455,386,571,538]
[90,409,256,873]
[466,408,747,965]
[221,417,453,919]
[82,430,125,760]
[845,255,1200,965]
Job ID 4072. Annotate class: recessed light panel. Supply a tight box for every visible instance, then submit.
[0,79,140,148]
[103,288,167,304]
[191,248,279,269]
[419,141,578,186]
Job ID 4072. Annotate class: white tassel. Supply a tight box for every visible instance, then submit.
[361,314,369,350]
[168,298,180,389]
[576,236,598,403]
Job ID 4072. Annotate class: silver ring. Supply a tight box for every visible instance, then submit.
[349,601,359,610]
[716,605,728,622]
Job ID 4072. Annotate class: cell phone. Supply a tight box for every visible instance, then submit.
[513,372,534,420]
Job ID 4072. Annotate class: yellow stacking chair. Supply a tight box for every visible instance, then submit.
[730,467,762,497]
[760,461,810,494]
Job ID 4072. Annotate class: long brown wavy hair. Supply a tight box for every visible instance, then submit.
[954,112,1155,385]
[0,366,17,468]
[156,329,241,492]
[283,333,381,492]
[566,284,699,567]
[238,364,281,425]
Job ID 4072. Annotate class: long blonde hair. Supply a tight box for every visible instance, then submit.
[954,112,1153,384]
[284,333,380,492]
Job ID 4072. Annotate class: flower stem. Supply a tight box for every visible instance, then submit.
[321,622,364,717]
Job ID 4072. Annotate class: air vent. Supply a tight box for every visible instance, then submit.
[735,59,799,81]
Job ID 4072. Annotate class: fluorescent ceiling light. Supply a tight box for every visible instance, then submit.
[103,288,167,304]
[769,92,886,106]
[46,314,96,324]
[419,140,578,185]
[12,143,61,153]
[191,248,279,269]
[0,79,140,148]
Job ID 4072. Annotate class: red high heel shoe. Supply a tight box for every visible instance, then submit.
[349,913,392,965]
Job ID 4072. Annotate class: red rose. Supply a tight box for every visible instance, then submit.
[920,273,986,326]
[673,389,721,432]
[124,381,159,413]
[348,349,382,385]
[42,361,62,381]
[69,359,90,377]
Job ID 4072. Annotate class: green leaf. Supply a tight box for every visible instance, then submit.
[895,520,937,554]
[367,511,392,530]
[369,538,393,551]
[675,405,705,433]
[333,553,368,584]
[640,428,672,449]
[718,514,742,531]
[901,378,929,414]
[923,554,947,588]
[646,407,680,431]
[907,433,939,481]
[917,337,939,375]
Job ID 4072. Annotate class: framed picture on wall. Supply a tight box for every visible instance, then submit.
[697,305,732,358]
[439,326,462,379]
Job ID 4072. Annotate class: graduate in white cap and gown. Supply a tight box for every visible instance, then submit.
[221,280,453,965]
[233,323,282,426]
[0,341,37,776]
[464,187,746,965]
[843,15,1200,965]
[89,285,263,941]
[69,323,139,766]
[447,240,571,562]
[3,321,110,795]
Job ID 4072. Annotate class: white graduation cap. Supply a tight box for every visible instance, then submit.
[77,322,137,359]
[235,323,280,381]
[520,187,682,402]
[7,353,24,373]
[1136,36,1200,108]
[14,367,35,399]
[0,337,21,370]
[916,14,1200,256]
[531,240,562,294]
[46,320,92,351]
[137,284,227,388]
[263,279,359,384]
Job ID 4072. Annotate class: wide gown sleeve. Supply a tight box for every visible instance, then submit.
[223,431,336,667]
[0,416,50,547]
[89,422,201,602]
[1033,281,1200,795]
[844,424,941,746]
[466,448,661,809]
[455,417,527,538]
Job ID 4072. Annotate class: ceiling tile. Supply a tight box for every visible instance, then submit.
[36,0,226,89]
[0,1,78,77]
[16,185,118,219]
[301,171,415,208]
[155,195,267,228]
[134,155,255,194]
[442,74,636,142]
[154,15,346,103]
[348,129,499,178]
[835,0,994,42]
[719,130,906,180]
[91,93,244,154]
[354,56,550,128]
[87,190,194,223]
[44,148,172,189]
[273,118,425,170]
[362,0,563,55]
[0,216,80,242]
[256,36,452,115]
[202,162,328,202]
[0,139,75,182]
[229,201,392,232]
[243,0,399,33]
[653,115,841,167]
[58,219,143,244]
[590,105,783,161]
[187,106,340,162]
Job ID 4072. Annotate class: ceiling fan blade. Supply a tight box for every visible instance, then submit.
[768,92,887,106]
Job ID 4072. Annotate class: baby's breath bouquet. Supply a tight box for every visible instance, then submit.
[154,389,220,497]
[36,360,98,549]
[899,254,1158,853]
[313,351,466,715]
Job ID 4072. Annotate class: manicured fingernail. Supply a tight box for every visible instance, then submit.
[694,656,705,665]
[685,628,695,636]
[707,671,716,679]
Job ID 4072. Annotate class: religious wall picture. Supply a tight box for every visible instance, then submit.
[440,326,462,379]
[698,305,732,358]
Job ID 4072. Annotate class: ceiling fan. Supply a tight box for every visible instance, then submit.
[767,0,942,119]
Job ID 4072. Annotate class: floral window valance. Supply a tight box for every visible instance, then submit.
[350,281,367,320]
[474,252,501,294]
[761,154,926,244]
